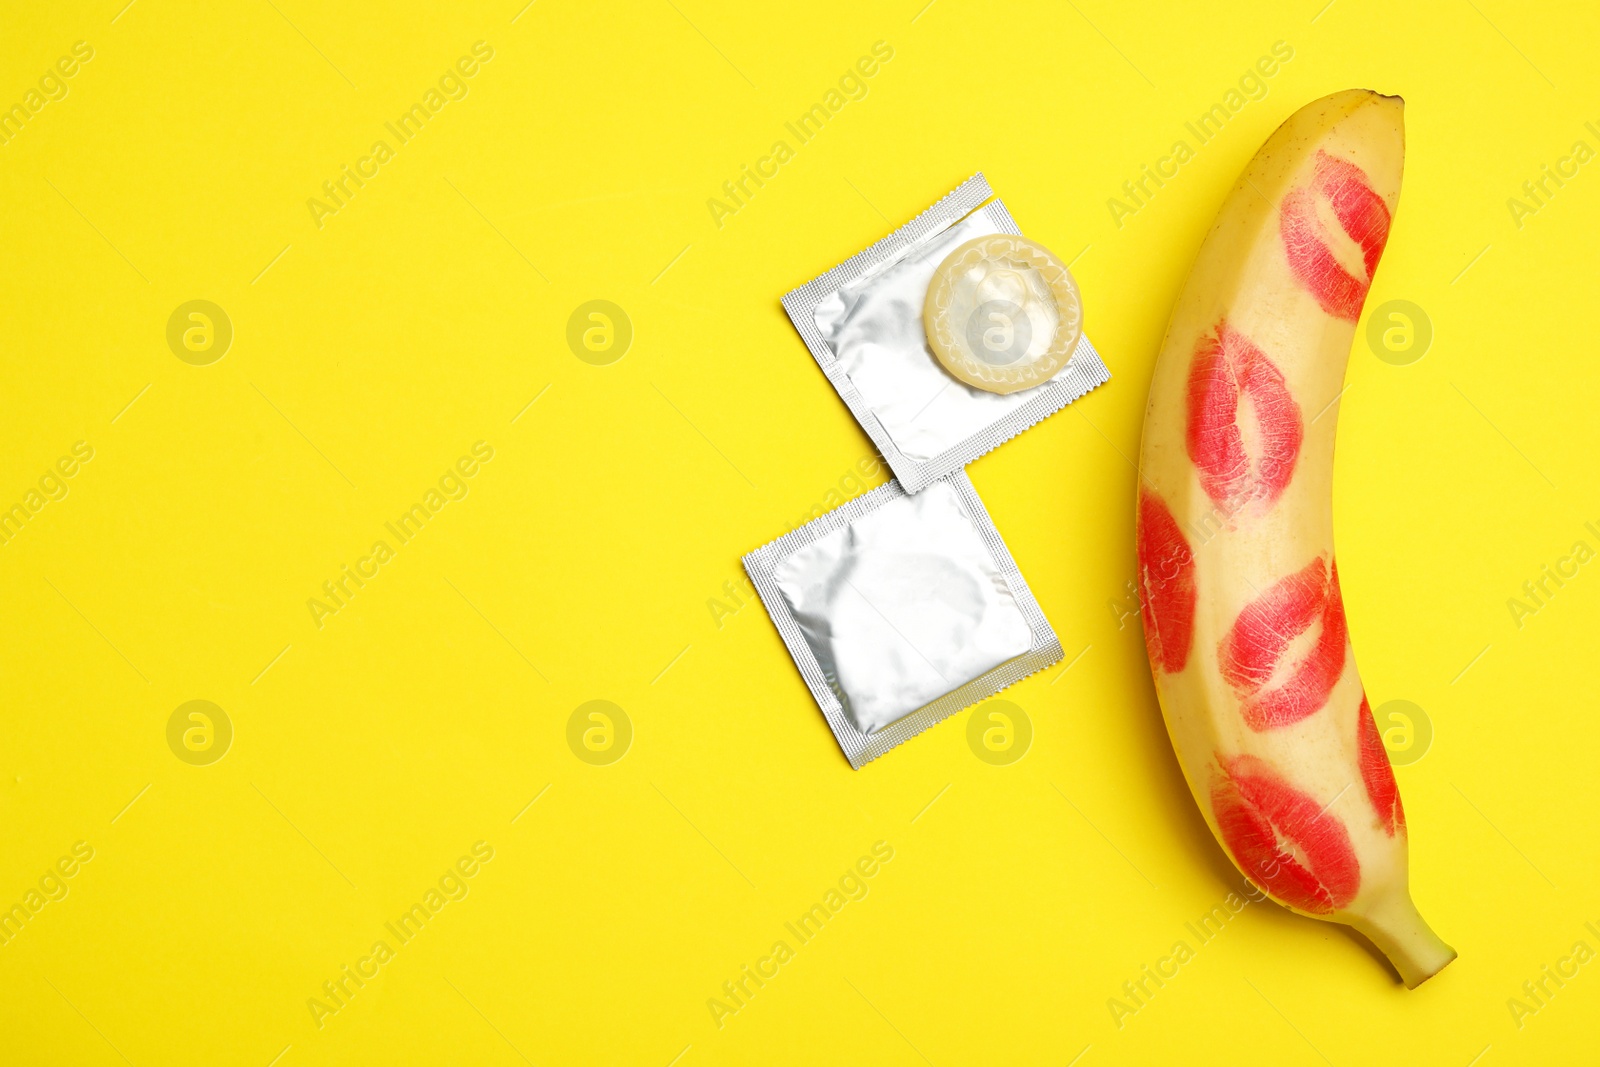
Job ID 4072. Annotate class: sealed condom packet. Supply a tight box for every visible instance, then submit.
[743,471,1062,768]
[782,173,1111,494]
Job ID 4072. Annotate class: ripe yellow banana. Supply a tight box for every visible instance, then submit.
[1135,89,1455,986]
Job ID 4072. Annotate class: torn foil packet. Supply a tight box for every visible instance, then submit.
[781,172,1112,494]
[743,471,1060,768]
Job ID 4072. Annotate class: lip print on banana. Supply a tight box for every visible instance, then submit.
[1185,322,1304,515]
[1218,557,1348,732]
[1280,150,1391,322]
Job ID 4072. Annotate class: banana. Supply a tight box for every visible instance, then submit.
[1135,90,1455,986]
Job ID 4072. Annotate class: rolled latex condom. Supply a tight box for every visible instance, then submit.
[923,235,1083,395]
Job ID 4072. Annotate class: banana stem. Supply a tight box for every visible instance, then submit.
[1349,892,1457,988]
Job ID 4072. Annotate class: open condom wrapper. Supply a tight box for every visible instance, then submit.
[780,173,1112,494]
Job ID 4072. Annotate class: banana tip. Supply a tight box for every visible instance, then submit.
[1349,894,1454,989]
[1403,943,1458,989]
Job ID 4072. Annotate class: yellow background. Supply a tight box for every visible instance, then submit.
[3,0,1597,1063]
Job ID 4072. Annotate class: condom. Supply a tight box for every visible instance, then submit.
[923,235,1083,395]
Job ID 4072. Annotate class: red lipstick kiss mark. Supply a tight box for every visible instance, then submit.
[1219,556,1348,731]
[1185,322,1304,513]
[1357,695,1406,836]
[1137,488,1197,673]
[1211,754,1360,914]
[1280,150,1392,322]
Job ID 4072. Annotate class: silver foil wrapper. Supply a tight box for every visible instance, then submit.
[744,471,1061,768]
